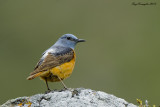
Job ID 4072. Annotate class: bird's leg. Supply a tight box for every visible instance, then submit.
[58,76,68,89]
[45,78,51,91]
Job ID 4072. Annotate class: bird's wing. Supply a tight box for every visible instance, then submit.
[29,47,74,76]
[34,58,43,71]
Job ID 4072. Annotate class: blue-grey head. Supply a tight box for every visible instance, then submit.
[54,34,85,49]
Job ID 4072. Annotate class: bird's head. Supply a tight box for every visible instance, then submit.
[54,34,85,49]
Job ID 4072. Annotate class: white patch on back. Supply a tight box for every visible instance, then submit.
[42,48,56,58]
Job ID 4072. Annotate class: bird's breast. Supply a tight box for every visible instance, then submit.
[41,52,76,82]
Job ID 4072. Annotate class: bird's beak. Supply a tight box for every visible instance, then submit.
[77,39,85,42]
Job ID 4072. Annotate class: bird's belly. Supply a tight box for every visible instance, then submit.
[40,57,75,82]
[51,58,75,80]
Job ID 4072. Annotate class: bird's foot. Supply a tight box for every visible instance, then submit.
[64,86,69,90]
[59,87,68,92]
[45,89,52,94]
[59,88,79,97]
[71,89,79,97]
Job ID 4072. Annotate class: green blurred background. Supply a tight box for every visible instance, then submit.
[0,0,160,105]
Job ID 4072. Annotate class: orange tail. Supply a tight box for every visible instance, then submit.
[27,72,42,80]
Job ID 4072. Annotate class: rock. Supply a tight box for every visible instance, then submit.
[1,88,137,107]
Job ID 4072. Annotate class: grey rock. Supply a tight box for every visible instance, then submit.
[1,88,137,107]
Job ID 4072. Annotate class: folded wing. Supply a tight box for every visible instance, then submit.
[27,47,74,80]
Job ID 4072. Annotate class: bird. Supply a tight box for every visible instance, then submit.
[27,34,85,91]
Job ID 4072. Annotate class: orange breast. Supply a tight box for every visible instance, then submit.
[40,52,76,82]
[50,55,75,80]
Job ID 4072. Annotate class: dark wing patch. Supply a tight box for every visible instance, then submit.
[30,48,74,76]
[34,59,43,70]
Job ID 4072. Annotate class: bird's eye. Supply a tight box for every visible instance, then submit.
[67,37,71,40]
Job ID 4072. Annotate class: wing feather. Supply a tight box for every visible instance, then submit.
[29,48,74,76]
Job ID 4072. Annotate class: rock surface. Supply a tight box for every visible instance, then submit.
[1,88,137,107]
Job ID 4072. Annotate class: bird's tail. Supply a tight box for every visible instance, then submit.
[27,72,42,80]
